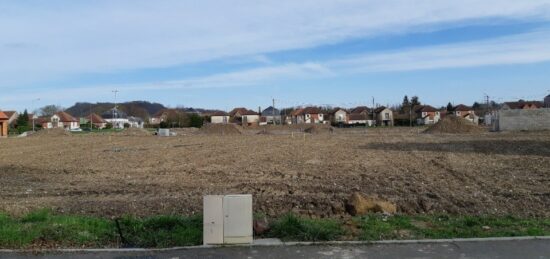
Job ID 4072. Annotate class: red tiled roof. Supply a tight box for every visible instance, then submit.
[36,117,49,124]
[2,111,16,118]
[55,111,78,122]
[290,108,305,116]
[374,106,389,113]
[504,101,543,109]
[241,110,259,116]
[350,106,369,114]
[415,105,437,113]
[303,107,321,114]
[86,113,106,123]
[329,107,348,115]
[211,111,228,116]
[229,107,248,116]
[0,111,8,120]
[453,104,471,112]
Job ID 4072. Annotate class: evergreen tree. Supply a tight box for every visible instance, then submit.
[402,95,410,107]
[446,102,454,112]
[16,109,29,133]
[411,96,421,107]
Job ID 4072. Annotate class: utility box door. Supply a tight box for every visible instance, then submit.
[223,195,253,244]
[203,195,224,245]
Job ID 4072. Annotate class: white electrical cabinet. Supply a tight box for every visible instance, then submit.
[203,194,253,245]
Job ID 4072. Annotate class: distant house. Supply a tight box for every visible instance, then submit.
[348,113,370,125]
[0,111,8,137]
[501,101,543,110]
[81,113,107,129]
[545,95,550,108]
[102,108,143,129]
[349,106,374,126]
[241,110,260,126]
[374,106,394,126]
[41,111,79,130]
[2,111,18,126]
[302,107,324,124]
[261,106,281,125]
[228,107,259,126]
[210,111,230,124]
[149,109,185,125]
[452,104,479,124]
[329,108,348,126]
[128,116,144,128]
[350,106,370,115]
[289,108,305,124]
[229,108,248,118]
[414,105,441,125]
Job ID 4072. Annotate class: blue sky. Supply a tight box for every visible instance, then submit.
[1,1,550,112]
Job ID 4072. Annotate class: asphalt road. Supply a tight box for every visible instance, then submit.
[2,239,549,259]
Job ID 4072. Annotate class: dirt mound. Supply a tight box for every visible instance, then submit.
[30,128,71,137]
[199,124,242,135]
[304,124,334,134]
[424,116,485,134]
[120,128,152,136]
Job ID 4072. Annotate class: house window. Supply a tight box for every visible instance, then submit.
[384,113,389,120]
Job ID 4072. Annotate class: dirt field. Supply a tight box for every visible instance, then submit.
[1,127,549,218]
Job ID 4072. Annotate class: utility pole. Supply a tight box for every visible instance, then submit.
[112,90,119,129]
[90,103,93,131]
[371,97,375,127]
[409,106,412,127]
[272,98,276,125]
[484,93,490,115]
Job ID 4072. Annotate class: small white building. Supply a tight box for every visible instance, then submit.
[41,111,79,130]
[102,108,143,129]
[210,111,230,124]
[241,111,260,126]
[330,108,348,125]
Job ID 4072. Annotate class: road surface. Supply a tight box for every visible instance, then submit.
[2,239,549,259]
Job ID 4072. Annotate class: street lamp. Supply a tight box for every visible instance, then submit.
[31,98,40,131]
[112,90,119,129]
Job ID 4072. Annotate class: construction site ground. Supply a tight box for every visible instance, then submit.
[1,127,549,219]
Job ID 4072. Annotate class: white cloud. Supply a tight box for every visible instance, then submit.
[1,0,550,86]
[331,29,550,72]
[3,27,550,109]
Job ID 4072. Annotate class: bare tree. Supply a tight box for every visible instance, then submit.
[39,105,63,116]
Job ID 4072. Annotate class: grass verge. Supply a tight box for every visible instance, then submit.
[267,214,344,241]
[0,210,201,249]
[0,210,548,248]
[358,214,550,241]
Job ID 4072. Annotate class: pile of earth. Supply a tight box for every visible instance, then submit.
[30,128,71,137]
[304,124,335,134]
[199,123,242,135]
[424,116,485,134]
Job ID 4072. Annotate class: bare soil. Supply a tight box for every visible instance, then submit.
[424,116,486,134]
[1,128,549,219]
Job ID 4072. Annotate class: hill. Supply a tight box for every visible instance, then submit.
[65,101,166,119]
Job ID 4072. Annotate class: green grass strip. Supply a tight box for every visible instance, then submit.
[358,214,550,241]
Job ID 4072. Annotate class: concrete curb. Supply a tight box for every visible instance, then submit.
[1,236,549,253]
